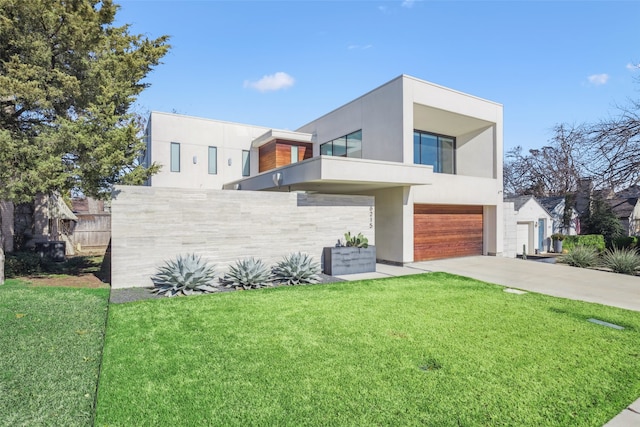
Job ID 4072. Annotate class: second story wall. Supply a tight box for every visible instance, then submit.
[147,112,269,189]
[296,77,405,163]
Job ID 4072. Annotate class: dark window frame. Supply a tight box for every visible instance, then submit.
[413,129,456,174]
[320,129,363,159]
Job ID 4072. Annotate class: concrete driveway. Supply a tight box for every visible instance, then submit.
[338,256,640,312]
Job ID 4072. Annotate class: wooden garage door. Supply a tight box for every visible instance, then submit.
[414,204,483,261]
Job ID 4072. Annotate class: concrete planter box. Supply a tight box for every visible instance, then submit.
[323,246,376,275]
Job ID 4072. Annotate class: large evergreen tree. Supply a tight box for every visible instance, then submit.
[581,194,624,248]
[0,0,170,283]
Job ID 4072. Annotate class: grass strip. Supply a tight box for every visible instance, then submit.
[0,279,109,427]
[96,273,640,426]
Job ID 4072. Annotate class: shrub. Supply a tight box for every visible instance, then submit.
[611,236,638,250]
[220,258,272,290]
[563,235,606,253]
[601,247,640,275]
[4,251,44,277]
[581,194,624,247]
[560,246,599,268]
[272,252,321,285]
[151,254,218,297]
[551,233,565,241]
[344,232,369,248]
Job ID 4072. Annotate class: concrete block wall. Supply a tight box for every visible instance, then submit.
[110,185,374,288]
[503,202,517,258]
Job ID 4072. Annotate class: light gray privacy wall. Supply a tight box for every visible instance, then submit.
[111,186,375,288]
[502,202,517,258]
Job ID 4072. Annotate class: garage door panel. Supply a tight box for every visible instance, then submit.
[414,204,483,261]
[414,204,483,215]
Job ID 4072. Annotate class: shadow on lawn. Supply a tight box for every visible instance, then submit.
[5,251,109,289]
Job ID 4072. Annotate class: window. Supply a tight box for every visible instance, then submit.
[290,145,299,164]
[413,130,455,174]
[208,146,217,174]
[242,150,250,176]
[170,142,180,172]
[320,130,362,158]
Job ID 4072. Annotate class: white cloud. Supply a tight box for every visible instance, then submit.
[244,72,295,93]
[378,5,388,13]
[348,44,373,50]
[402,0,416,8]
[626,63,640,71]
[587,73,609,85]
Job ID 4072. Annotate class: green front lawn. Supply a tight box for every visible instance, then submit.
[0,279,109,427]
[95,273,640,426]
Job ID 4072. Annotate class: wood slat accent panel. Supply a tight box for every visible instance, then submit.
[259,141,277,172]
[259,140,314,173]
[414,204,483,261]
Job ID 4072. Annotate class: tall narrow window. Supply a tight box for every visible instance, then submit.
[413,130,455,174]
[290,145,299,164]
[170,142,180,172]
[208,146,217,174]
[242,150,250,176]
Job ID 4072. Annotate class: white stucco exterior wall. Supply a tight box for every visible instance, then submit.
[296,77,405,162]
[147,112,269,189]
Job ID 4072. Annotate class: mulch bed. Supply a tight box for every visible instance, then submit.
[13,272,345,303]
[109,273,345,304]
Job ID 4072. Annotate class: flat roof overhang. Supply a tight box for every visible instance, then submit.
[223,156,433,193]
[251,129,314,148]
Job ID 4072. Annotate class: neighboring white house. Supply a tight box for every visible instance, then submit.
[504,195,552,255]
[142,74,504,265]
[539,196,580,236]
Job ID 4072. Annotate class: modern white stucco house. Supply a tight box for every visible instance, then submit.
[142,75,504,265]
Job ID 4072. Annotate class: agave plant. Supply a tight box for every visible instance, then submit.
[220,257,273,290]
[561,245,599,268]
[151,254,218,297]
[272,252,321,285]
[601,247,640,275]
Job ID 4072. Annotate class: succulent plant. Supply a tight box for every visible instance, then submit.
[601,247,640,275]
[561,245,599,268]
[220,257,273,290]
[344,231,369,248]
[151,254,218,297]
[272,252,321,285]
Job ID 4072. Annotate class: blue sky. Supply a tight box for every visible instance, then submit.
[117,0,640,152]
